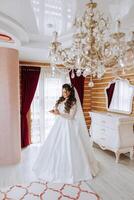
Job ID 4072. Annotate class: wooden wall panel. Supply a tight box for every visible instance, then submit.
[83,77,92,128]
[83,69,134,128]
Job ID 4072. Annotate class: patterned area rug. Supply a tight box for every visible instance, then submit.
[0,180,100,200]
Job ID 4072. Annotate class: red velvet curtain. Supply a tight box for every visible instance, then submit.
[69,70,85,105]
[106,82,116,108]
[20,66,40,148]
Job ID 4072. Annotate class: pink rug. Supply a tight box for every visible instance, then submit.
[0,180,100,200]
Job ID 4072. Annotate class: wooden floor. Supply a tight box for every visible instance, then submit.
[88,145,134,200]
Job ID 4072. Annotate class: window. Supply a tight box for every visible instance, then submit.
[31,68,70,144]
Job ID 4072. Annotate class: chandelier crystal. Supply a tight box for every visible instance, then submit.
[107,20,134,75]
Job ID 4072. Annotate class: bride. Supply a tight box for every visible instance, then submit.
[33,83,99,183]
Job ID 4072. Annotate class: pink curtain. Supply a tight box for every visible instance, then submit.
[20,66,40,148]
[106,82,116,108]
[69,70,85,105]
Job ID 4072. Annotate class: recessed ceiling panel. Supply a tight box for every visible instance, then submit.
[31,0,77,36]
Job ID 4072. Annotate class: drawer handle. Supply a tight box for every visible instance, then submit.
[101,120,106,123]
[101,128,105,132]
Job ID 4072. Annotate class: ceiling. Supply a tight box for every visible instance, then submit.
[0,0,134,62]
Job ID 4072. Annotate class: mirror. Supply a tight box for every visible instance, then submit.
[105,78,134,114]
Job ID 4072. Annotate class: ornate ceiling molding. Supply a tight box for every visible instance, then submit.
[0,11,29,45]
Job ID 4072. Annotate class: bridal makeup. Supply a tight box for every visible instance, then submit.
[62,88,71,99]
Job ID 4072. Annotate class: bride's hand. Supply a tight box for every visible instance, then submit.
[49,109,60,115]
[49,109,55,113]
[54,109,60,115]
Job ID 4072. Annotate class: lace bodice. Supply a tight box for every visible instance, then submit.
[58,101,77,119]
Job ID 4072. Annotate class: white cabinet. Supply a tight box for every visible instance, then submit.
[89,111,134,163]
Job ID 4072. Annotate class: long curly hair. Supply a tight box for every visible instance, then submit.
[55,84,76,113]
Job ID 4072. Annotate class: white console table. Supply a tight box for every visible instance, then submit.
[89,111,134,163]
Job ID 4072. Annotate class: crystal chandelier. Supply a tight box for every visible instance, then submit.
[49,0,110,84]
[49,0,134,86]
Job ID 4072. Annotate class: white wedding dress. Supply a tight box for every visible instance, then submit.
[33,89,99,183]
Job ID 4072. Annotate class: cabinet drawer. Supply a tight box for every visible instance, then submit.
[93,133,119,149]
[91,124,107,138]
[91,117,118,130]
[91,124,118,136]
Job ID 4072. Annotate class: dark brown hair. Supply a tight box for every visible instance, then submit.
[55,84,76,113]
